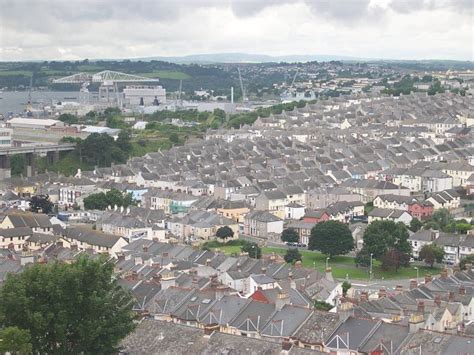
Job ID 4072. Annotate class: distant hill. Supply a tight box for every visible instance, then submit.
[136,53,365,64]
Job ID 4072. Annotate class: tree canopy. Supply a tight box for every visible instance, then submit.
[83,189,135,210]
[241,242,261,259]
[419,244,445,267]
[309,221,354,257]
[284,248,302,264]
[29,194,54,214]
[0,326,32,355]
[360,220,412,261]
[216,226,234,240]
[0,257,135,354]
[281,228,299,243]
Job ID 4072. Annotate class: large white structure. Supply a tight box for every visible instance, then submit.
[123,85,166,107]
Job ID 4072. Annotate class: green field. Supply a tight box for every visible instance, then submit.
[208,244,440,281]
[137,71,190,80]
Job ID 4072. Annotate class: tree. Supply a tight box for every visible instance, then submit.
[409,218,423,232]
[314,300,333,311]
[419,244,445,267]
[360,220,412,261]
[425,208,451,230]
[83,189,135,211]
[169,133,179,144]
[460,255,474,270]
[281,228,299,243]
[309,221,354,257]
[381,248,410,271]
[58,113,78,125]
[284,248,302,264]
[116,129,132,154]
[342,281,351,297]
[0,257,135,354]
[355,249,371,267]
[29,194,54,214]
[241,242,261,259]
[216,226,234,241]
[0,326,32,354]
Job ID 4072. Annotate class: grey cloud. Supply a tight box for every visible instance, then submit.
[389,0,472,14]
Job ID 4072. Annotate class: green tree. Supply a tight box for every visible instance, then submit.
[355,249,371,267]
[314,300,333,311]
[409,218,423,232]
[281,228,299,243]
[284,248,302,264]
[0,257,135,354]
[216,226,234,241]
[426,208,451,230]
[169,132,179,144]
[360,220,412,261]
[342,281,351,297]
[29,194,54,214]
[381,248,410,271]
[309,221,354,257]
[0,326,32,355]
[419,244,445,267]
[105,189,125,209]
[241,242,261,259]
[83,192,108,210]
[58,113,78,125]
[459,255,474,270]
[116,129,132,154]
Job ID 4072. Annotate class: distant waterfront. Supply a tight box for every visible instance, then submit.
[0,91,79,115]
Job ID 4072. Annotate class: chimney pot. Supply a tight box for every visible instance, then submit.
[410,279,418,290]
[424,274,432,284]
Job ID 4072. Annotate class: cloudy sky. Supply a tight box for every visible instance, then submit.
[0,0,472,61]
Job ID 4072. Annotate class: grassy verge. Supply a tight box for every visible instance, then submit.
[207,245,440,280]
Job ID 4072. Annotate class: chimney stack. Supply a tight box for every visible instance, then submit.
[395,285,403,294]
[417,301,425,314]
[378,288,386,299]
[448,291,455,302]
[360,291,369,302]
[440,268,448,279]
[434,294,441,307]
[410,279,418,290]
[424,274,432,284]
[459,286,466,295]
[464,263,472,271]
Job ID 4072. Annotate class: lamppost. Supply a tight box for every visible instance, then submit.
[414,266,419,284]
[369,253,374,281]
[326,257,330,270]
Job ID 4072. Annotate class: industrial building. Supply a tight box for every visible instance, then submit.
[123,85,166,107]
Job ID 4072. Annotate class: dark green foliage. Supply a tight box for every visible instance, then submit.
[460,255,474,270]
[79,133,129,167]
[428,80,444,95]
[284,248,302,264]
[29,194,53,214]
[342,281,351,297]
[419,244,445,267]
[241,242,261,259]
[0,326,32,354]
[381,248,410,271]
[169,133,179,144]
[309,221,354,257]
[314,300,333,311]
[216,226,234,240]
[409,218,423,232]
[58,113,79,124]
[281,228,299,243]
[360,220,412,261]
[0,257,136,354]
[355,249,371,267]
[83,189,135,210]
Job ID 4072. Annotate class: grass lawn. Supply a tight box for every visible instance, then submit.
[137,71,191,80]
[209,245,440,281]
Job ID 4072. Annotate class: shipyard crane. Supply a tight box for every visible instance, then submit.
[52,70,160,107]
[237,67,246,104]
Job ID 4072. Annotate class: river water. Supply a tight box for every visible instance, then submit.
[0,90,237,115]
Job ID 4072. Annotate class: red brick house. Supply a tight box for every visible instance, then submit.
[407,201,433,220]
[303,210,330,223]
